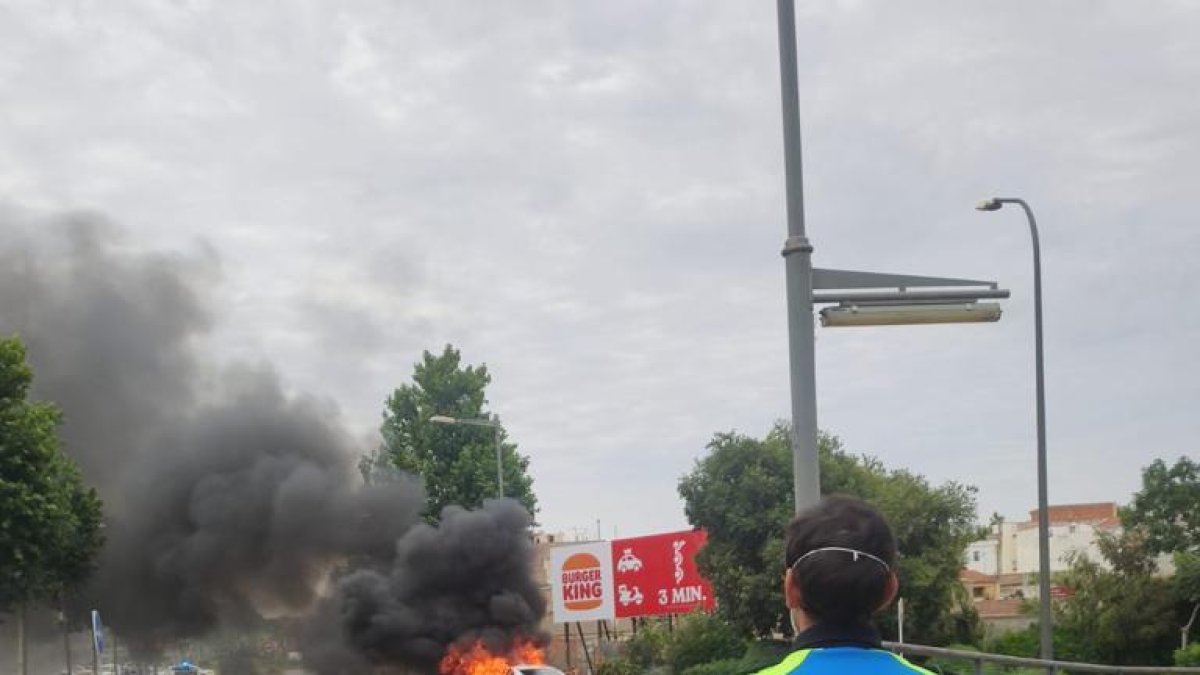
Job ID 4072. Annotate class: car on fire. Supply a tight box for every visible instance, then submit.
[510,667,564,675]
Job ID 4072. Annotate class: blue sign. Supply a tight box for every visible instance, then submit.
[91,610,105,655]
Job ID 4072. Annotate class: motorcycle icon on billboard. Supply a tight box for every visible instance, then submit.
[618,584,644,606]
[616,548,643,573]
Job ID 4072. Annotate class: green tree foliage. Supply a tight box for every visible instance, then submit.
[1052,530,1180,665]
[622,620,670,670]
[663,613,746,674]
[0,336,104,611]
[1123,457,1200,554]
[598,618,782,675]
[677,423,979,644]
[595,659,641,675]
[375,345,537,518]
[1176,643,1200,667]
[1176,549,1200,613]
[991,457,1200,668]
[1122,456,1200,651]
[986,627,1040,659]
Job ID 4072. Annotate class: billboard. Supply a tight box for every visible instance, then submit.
[549,541,615,622]
[548,530,714,622]
[611,530,715,618]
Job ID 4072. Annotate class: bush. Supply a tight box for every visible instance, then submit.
[680,657,746,675]
[921,643,979,674]
[664,613,747,674]
[624,619,670,668]
[596,660,641,675]
[1176,643,1200,667]
[985,626,1038,658]
[676,638,791,675]
[738,640,791,671]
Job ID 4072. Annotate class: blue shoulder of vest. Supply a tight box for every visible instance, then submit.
[752,647,936,675]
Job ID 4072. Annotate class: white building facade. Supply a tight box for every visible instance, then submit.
[962,502,1120,599]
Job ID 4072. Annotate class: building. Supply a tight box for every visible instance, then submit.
[960,502,1120,631]
[964,502,1119,579]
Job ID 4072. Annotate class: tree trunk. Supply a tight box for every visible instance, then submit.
[1184,600,1199,649]
[17,604,29,675]
[62,599,74,675]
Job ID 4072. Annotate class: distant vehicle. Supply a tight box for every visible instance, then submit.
[510,667,564,675]
[170,661,199,674]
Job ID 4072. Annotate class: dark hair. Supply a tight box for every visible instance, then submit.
[784,495,898,628]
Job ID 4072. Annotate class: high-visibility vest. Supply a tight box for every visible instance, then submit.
[754,647,934,675]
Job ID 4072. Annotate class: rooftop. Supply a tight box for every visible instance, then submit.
[977,598,1025,619]
[1027,502,1118,525]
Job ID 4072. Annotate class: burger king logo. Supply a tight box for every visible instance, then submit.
[561,552,604,610]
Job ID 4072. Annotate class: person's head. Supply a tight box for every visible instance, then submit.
[783,495,899,632]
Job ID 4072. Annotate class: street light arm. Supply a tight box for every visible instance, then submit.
[451,418,500,428]
[1004,199,1041,271]
[429,415,500,428]
[428,414,506,499]
[989,199,1040,260]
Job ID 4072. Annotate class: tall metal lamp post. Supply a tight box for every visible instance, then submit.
[773,0,1011,514]
[430,414,505,499]
[976,197,1052,662]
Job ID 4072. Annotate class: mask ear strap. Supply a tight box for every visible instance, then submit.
[792,546,890,571]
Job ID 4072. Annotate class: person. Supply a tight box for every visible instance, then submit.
[753,495,932,674]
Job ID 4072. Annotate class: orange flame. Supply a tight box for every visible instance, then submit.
[439,639,545,675]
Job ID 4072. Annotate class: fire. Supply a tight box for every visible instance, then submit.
[439,639,545,675]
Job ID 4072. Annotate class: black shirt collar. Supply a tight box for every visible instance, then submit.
[792,623,882,650]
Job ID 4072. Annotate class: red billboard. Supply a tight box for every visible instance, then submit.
[610,530,715,618]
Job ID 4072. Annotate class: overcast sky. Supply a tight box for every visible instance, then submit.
[2,1,1197,539]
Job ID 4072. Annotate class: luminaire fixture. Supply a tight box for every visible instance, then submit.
[820,302,1002,327]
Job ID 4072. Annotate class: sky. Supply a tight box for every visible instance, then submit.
[1,0,1197,540]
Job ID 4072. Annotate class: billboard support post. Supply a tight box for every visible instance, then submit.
[575,622,594,674]
[564,623,571,667]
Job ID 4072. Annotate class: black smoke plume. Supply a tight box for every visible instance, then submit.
[0,211,402,656]
[335,499,547,673]
[0,208,545,669]
[90,371,426,653]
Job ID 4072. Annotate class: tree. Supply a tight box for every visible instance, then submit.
[0,336,104,670]
[678,423,979,645]
[376,345,537,518]
[1123,457,1200,554]
[1051,529,1180,665]
[0,336,104,609]
[1177,551,1200,647]
[1123,457,1200,649]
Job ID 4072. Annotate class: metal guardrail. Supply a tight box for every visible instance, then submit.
[883,642,1200,675]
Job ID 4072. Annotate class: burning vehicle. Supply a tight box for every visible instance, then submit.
[437,640,556,675]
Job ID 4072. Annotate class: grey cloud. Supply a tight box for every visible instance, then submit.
[0,0,1196,542]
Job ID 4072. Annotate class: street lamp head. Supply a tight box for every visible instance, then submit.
[429,415,458,425]
[975,198,1004,212]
